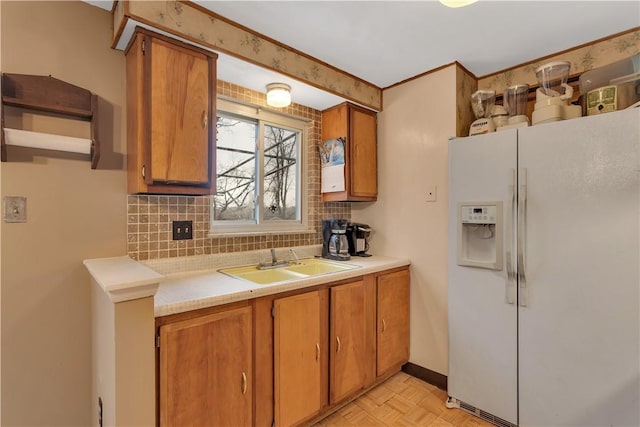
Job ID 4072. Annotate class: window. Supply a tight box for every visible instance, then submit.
[211,98,309,235]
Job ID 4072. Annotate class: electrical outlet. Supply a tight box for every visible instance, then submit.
[172,220,193,240]
[3,196,27,222]
[426,185,437,202]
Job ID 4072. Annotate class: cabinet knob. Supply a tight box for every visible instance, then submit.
[381,319,386,333]
[241,371,247,395]
[315,343,320,361]
[336,336,341,353]
[202,110,208,129]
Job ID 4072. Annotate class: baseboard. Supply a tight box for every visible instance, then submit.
[402,362,447,391]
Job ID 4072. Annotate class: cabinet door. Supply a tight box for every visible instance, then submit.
[149,36,211,185]
[349,105,377,198]
[159,306,252,427]
[330,279,374,404]
[321,102,377,202]
[377,268,410,377]
[274,290,327,427]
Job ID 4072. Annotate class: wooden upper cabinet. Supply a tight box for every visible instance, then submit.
[158,305,253,427]
[376,268,410,377]
[322,102,377,202]
[126,28,217,195]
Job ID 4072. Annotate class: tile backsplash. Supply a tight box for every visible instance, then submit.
[127,80,350,261]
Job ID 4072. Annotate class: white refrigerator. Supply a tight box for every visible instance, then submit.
[447,108,639,427]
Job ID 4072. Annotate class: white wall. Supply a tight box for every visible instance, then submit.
[1,2,127,425]
[352,65,457,375]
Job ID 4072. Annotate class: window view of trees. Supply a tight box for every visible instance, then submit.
[214,115,257,221]
[214,111,299,224]
[264,124,298,221]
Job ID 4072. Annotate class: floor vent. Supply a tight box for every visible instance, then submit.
[459,401,517,427]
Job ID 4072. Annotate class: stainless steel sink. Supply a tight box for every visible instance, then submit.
[219,258,359,285]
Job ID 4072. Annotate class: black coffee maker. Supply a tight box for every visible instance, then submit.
[322,219,350,261]
[346,222,372,257]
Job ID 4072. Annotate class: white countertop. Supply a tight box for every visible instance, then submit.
[84,252,410,316]
[154,255,410,317]
[83,256,164,303]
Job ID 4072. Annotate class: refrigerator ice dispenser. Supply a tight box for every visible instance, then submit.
[457,202,503,270]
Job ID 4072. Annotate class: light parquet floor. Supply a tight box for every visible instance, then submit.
[312,372,494,427]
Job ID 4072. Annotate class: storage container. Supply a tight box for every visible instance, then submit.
[579,54,640,115]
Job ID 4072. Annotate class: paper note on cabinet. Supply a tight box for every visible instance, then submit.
[320,138,346,193]
[322,164,345,193]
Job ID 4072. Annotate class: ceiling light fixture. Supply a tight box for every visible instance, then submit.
[266,83,292,108]
[439,0,478,8]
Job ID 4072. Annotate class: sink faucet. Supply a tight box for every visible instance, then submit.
[289,248,301,265]
[258,248,290,270]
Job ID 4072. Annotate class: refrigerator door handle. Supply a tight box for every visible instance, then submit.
[505,168,516,304]
[518,167,528,307]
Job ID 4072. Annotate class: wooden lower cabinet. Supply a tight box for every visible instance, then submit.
[376,268,410,377]
[156,266,409,427]
[158,305,252,427]
[330,277,376,404]
[273,290,328,427]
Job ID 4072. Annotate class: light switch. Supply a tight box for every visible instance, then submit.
[4,196,27,222]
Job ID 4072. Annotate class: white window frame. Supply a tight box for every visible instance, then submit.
[210,98,311,237]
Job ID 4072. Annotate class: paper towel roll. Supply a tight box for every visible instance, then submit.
[3,128,92,155]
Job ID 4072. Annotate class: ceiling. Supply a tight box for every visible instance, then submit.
[86,1,639,110]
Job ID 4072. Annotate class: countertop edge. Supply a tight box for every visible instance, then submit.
[84,256,165,303]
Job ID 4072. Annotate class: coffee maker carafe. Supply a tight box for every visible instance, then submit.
[322,219,350,261]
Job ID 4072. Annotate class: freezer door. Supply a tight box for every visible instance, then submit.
[448,129,518,425]
[518,109,640,426]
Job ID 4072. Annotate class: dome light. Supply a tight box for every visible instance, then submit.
[266,83,291,108]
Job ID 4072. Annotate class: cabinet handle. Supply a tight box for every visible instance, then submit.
[315,343,320,361]
[336,336,341,353]
[202,110,208,129]
[381,319,386,333]
[241,371,247,395]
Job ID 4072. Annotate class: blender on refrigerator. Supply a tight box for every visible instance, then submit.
[532,61,582,125]
[500,84,530,129]
[490,104,509,129]
[469,90,496,136]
